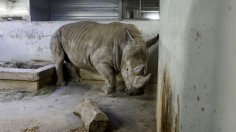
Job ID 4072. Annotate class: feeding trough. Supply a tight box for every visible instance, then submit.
[0,62,56,92]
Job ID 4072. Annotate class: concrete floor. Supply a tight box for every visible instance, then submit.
[0,81,156,132]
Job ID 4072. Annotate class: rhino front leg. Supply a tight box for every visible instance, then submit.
[95,63,117,94]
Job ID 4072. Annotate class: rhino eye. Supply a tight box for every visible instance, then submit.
[127,68,128,71]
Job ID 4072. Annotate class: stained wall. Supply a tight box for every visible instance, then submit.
[157,0,236,131]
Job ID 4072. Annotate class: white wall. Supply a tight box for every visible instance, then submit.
[0,21,66,62]
[157,0,236,131]
[0,20,159,83]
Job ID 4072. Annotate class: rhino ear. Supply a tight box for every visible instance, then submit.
[146,34,159,48]
[125,29,135,44]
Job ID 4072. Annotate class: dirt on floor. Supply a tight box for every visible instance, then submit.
[0,81,156,132]
[0,61,38,69]
[0,85,57,102]
[0,60,52,69]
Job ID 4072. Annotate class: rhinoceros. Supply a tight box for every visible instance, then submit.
[50,21,159,95]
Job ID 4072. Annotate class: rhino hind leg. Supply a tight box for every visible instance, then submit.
[50,35,66,86]
[95,63,117,95]
[55,59,66,86]
[68,63,82,82]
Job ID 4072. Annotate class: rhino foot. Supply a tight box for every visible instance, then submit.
[72,78,83,82]
[56,81,66,86]
[102,86,116,95]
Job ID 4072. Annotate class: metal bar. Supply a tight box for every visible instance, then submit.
[139,0,141,18]
[118,0,122,20]
[51,0,119,20]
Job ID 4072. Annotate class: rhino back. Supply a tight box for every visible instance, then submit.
[57,21,126,71]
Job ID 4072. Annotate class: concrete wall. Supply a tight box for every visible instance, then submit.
[157,0,236,131]
[0,20,159,83]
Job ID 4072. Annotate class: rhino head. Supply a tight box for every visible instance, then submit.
[121,30,159,96]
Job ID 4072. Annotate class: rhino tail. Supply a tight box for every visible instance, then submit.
[50,29,68,62]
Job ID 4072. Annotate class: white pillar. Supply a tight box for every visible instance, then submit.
[157,0,236,131]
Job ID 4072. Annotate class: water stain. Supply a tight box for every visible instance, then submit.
[161,68,173,132]
[0,34,4,40]
[37,47,44,53]
[196,31,201,41]
[213,109,216,113]
[175,95,180,132]
[201,107,205,111]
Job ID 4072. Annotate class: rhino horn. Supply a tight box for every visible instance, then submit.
[133,74,151,88]
[133,64,145,74]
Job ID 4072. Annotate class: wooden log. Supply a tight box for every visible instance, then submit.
[73,98,109,132]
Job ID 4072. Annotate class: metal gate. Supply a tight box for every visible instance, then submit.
[51,0,120,21]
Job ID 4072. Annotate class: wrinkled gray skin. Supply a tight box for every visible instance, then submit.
[50,21,159,96]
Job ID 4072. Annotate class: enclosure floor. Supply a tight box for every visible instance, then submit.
[0,81,156,132]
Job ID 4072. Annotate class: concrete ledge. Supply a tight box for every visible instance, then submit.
[0,64,56,92]
[0,80,38,92]
[0,64,55,81]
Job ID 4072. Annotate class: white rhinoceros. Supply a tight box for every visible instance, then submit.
[50,21,159,95]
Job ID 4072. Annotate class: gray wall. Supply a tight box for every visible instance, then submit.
[158,0,236,131]
[0,20,159,83]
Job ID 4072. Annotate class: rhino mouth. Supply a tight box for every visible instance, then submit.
[125,88,144,96]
